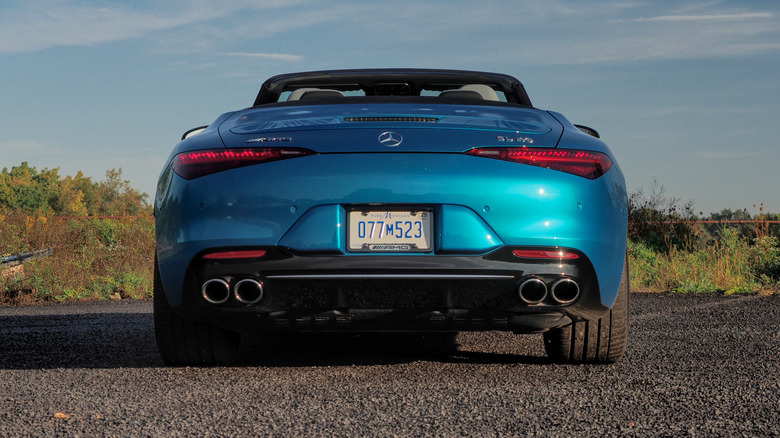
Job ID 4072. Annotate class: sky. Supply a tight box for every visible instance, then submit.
[1,0,779,215]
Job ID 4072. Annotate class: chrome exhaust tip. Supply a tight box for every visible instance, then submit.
[518,277,548,304]
[551,278,580,304]
[233,278,264,304]
[202,278,231,304]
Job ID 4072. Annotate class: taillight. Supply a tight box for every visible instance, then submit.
[172,148,314,179]
[513,249,579,260]
[465,147,612,179]
[202,250,267,260]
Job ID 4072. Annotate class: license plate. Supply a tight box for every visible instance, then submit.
[348,210,433,252]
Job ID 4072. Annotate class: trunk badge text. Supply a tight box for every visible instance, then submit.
[246,137,292,143]
[497,136,534,144]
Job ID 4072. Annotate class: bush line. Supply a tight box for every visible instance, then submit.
[2,204,780,303]
[1,215,154,304]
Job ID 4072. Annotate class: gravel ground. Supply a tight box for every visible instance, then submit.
[0,293,778,437]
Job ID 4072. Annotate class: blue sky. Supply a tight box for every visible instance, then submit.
[1,0,778,215]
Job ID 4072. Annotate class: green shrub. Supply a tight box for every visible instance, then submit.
[628,180,699,253]
[1,215,154,303]
[750,236,780,286]
[628,227,778,294]
[0,163,149,216]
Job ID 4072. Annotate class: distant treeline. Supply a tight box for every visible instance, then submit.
[0,162,149,216]
[628,180,779,253]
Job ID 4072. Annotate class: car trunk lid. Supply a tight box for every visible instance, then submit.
[218,103,563,153]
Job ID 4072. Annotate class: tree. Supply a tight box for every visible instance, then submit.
[98,168,149,216]
[0,163,149,216]
[0,162,58,214]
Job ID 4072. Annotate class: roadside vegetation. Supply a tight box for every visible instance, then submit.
[1,163,153,304]
[1,164,778,304]
[628,181,780,294]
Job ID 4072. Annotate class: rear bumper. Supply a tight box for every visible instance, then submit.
[170,246,609,334]
[155,151,628,322]
[205,309,574,334]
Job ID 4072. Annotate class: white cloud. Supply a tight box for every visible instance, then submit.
[699,150,764,159]
[0,140,45,153]
[0,0,312,54]
[627,12,773,22]
[0,3,210,53]
[493,4,780,64]
[2,1,779,67]
[224,52,303,62]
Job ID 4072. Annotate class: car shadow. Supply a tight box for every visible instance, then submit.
[236,332,550,367]
[0,306,551,370]
[0,311,161,370]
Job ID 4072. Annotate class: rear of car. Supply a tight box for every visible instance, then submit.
[154,70,629,365]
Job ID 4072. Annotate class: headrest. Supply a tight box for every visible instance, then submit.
[457,84,499,101]
[287,88,321,101]
[438,90,484,100]
[297,90,345,101]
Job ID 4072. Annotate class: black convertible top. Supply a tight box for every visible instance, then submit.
[253,69,533,107]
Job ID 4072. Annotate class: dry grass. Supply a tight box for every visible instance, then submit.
[629,228,780,294]
[3,213,778,304]
[1,215,154,304]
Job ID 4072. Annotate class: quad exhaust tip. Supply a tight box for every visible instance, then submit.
[518,277,548,304]
[201,278,231,304]
[234,278,264,304]
[551,278,580,304]
[518,277,580,305]
[201,277,265,305]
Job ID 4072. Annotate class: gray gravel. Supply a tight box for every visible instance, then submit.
[0,293,778,437]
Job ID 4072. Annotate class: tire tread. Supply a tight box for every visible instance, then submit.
[153,258,240,366]
[543,255,630,364]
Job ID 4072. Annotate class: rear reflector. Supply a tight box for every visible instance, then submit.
[202,250,267,260]
[173,148,314,179]
[466,147,612,179]
[513,249,579,260]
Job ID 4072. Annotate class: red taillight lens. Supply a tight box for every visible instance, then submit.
[202,250,267,260]
[172,148,314,179]
[466,147,612,179]
[513,249,579,260]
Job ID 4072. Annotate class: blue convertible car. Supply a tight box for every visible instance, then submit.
[154,69,629,365]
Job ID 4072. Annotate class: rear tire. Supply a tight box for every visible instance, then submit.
[153,258,240,366]
[543,255,629,364]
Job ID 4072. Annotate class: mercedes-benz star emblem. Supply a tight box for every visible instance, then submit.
[378,131,403,147]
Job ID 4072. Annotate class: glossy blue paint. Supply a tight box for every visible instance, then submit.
[156,72,628,321]
[278,205,343,253]
[437,205,504,254]
[274,203,504,255]
[218,104,566,152]
[156,149,627,308]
